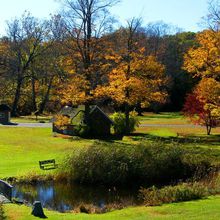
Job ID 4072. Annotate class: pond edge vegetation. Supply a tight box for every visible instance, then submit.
[6,140,220,214]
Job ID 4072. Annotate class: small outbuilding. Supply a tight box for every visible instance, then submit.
[53,105,113,137]
[0,104,11,124]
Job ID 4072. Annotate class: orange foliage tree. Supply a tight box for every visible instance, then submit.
[95,19,168,133]
[57,0,118,123]
[183,30,220,81]
[183,78,220,135]
[183,30,220,134]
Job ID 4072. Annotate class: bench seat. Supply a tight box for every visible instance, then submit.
[39,159,58,170]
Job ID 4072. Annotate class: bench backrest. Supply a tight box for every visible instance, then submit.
[39,159,55,165]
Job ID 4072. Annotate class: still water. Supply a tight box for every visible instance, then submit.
[12,182,139,212]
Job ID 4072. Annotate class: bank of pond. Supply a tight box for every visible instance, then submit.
[8,140,220,213]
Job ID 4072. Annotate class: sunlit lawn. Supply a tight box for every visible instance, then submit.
[4,196,220,220]
[0,112,219,220]
[138,112,190,124]
[136,126,220,137]
[0,127,93,178]
[135,126,220,152]
[0,125,219,178]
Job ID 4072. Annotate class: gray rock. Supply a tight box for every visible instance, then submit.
[0,194,10,204]
[31,201,47,218]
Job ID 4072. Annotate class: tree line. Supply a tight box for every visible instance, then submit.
[0,0,219,132]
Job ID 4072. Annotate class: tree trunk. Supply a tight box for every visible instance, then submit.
[206,114,212,135]
[31,77,37,112]
[12,78,22,116]
[136,103,143,116]
[125,103,130,134]
[38,78,53,114]
[206,124,212,135]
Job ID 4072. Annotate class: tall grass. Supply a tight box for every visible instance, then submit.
[61,141,216,186]
[139,171,220,206]
[139,183,208,206]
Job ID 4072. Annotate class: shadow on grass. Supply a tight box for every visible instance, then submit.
[0,122,18,126]
[130,133,220,146]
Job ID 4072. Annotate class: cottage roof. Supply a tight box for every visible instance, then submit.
[59,106,77,118]
[0,104,11,111]
[54,105,113,124]
[89,106,113,124]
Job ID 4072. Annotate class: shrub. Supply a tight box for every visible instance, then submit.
[54,114,70,130]
[61,141,214,186]
[139,182,208,206]
[110,112,139,135]
[74,124,91,137]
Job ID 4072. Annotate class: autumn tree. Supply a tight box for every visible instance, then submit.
[185,1,220,80]
[29,41,66,114]
[0,37,13,104]
[184,30,220,81]
[95,19,168,134]
[183,25,220,134]
[57,0,119,122]
[0,12,52,115]
[137,22,196,111]
[183,78,220,135]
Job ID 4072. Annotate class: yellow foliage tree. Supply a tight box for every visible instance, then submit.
[59,75,91,105]
[95,19,168,133]
[183,29,220,134]
[183,30,220,80]
[95,55,167,107]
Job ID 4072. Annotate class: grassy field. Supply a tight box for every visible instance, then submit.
[138,112,220,142]
[138,112,189,125]
[3,196,220,220]
[0,127,219,178]
[11,115,52,123]
[0,127,93,178]
[0,112,219,220]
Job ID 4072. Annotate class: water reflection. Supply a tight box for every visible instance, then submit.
[12,182,139,212]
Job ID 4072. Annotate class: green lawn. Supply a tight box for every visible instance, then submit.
[0,127,93,178]
[4,196,220,220]
[11,115,52,123]
[138,112,189,125]
[0,117,219,178]
[0,112,219,220]
[0,130,218,179]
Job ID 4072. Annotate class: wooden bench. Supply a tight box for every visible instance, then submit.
[39,159,58,170]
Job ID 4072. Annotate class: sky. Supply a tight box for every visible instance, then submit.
[0,0,209,36]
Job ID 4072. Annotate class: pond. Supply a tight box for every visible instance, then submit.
[12,182,140,212]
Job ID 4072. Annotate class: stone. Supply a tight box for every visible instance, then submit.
[0,194,11,204]
[31,201,47,218]
[0,180,13,201]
